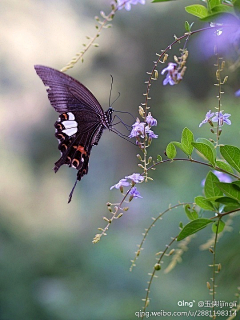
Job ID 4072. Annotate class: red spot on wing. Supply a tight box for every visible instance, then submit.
[73,145,87,155]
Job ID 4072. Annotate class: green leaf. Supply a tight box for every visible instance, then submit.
[172,141,185,154]
[209,0,221,9]
[177,218,213,241]
[212,220,225,233]
[185,204,199,220]
[220,145,240,173]
[215,196,240,208]
[181,127,194,156]
[232,181,240,188]
[202,12,237,21]
[195,196,215,211]
[215,160,233,174]
[211,4,234,13]
[192,142,216,166]
[185,5,209,18]
[166,142,177,159]
[205,171,223,198]
[216,182,240,202]
[196,138,215,154]
[157,155,162,162]
[214,196,239,205]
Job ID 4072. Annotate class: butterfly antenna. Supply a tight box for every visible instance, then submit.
[109,75,121,109]
[68,178,78,203]
[109,75,114,108]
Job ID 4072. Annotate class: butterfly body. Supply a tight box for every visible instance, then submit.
[34,65,112,202]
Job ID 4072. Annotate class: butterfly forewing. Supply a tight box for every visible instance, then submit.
[34,65,105,114]
[34,65,111,202]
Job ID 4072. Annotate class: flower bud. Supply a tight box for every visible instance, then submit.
[154,263,161,271]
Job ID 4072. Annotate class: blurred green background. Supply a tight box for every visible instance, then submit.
[0,0,239,319]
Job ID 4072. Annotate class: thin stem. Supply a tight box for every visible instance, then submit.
[147,157,240,180]
[215,49,223,145]
[61,1,131,72]
[143,26,220,114]
[130,202,189,271]
[92,186,133,243]
[141,235,178,319]
[211,219,220,319]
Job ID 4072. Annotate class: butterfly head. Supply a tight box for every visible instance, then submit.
[105,107,113,128]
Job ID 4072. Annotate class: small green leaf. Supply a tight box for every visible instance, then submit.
[157,155,162,162]
[185,21,190,32]
[177,218,213,241]
[195,196,215,211]
[212,220,225,234]
[215,160,233,174]
[181,127,194,156]
[216,182,240,202]
[220,145,240,173]
[166,142,177,159]
[185,5,209,18]
[204,171,223,198]
[185,204,199,220]
[192,142,216,166]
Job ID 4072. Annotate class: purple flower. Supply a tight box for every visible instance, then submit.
[129,186,142,199]
[145,126,158,139]
[161,63,182,86]
[213,170,232,183]
[110,178,130,190]
[129,119,145,138]
[201,170,232,186]
[117,0,145,11]
[212,112,231,126]
[129,118,158,142]
[161,63,176,75]
[125,173,144,183]
[235,89,240,97]
[199,110,215,127]
[146,112,157,126]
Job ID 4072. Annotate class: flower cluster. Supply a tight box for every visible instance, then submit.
[117,0,145,11]
[199,110,231,127]
[110,173,144,199]
[161,63,183,86]
[129,113,158,143]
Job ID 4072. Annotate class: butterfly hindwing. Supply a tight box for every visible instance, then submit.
[54,111,104,178]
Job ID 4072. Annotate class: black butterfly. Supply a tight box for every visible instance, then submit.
[34,65,113,203]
